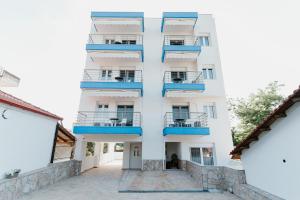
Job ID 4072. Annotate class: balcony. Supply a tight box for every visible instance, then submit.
[162,71,205,97]
[91,12,144,32]
[163,112,209,136]
[80,69,143,97]
[161,12,198,33]
[161,35,201,62]
[73,111,142,135]
[86,34,144,62]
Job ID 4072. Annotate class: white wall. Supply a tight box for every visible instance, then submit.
[0,104,57,178]
[241,102,300,200]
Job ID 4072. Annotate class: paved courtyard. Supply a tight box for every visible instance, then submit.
[20,162,241,200]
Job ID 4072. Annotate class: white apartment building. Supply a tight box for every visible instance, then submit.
[74,12,233,170]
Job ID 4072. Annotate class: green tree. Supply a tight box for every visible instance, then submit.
[229,82,284,145]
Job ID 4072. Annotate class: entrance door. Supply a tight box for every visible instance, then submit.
[172,106,189,120]
[129,143,142,169]
[117,105,134,126]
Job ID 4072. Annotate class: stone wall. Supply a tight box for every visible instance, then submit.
[142,160,163,171]
[185,161,282,200]
[0,160,81,200]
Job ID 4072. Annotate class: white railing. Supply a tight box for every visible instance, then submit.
[83,69,143,82]
[88,34,143,45]
[75,111,141,127]
[163,71,203,84]
[164,112,208,128]
[164,35,200,46]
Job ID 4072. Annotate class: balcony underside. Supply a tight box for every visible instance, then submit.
[163,127,210,136]
[162,83,205,96]
[81,82,143,96]
[73,126,142,136]
[162,45,201,62]
[161,12,198,32]
[91,12,144,32]
[86,44,144,61]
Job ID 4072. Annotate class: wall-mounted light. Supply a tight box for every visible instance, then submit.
[1,109,8,119]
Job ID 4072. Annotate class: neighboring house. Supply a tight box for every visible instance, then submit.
[74,12,233,171]
[0,90,63,178]
[231,86,300,200]
[0,67,20,87]
[53,124,76,162]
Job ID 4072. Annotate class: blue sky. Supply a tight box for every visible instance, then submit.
[1,0,300,127]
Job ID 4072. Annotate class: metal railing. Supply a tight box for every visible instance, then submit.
[164,112,208,128]
[163,71,203,84]
[75,111,141,127]
[163,35,200,46]
[88,34,143,45]
[83,69,143,82]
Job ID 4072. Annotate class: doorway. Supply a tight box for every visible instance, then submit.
[165,142,180,170]
[129,143,142,169]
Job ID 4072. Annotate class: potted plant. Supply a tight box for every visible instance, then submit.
[5,169,21,179]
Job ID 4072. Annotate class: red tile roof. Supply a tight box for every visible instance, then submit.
[230,85,300,159]
[0,90,62,120]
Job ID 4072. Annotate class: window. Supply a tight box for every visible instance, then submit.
[172,106,189,120]
[117,105,134,126]
[190,147,214,166]
[103,143,109,154]
[120,70,135,82]
[171,71,187,83]
[199,36,210,46]
[203,103,217,119]
[86,142,95,157]
[202,68,215,80]
[170,40,185,45]
[122,40,136,44]
[105,39,115,44]
[191,148,201,164]
[114,143,124,152]
[100,70,112,80]
[202,148,214,165]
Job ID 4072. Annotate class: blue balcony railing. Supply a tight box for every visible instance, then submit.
[86,34,144,61]
[161,35,201,62]
[80,69,143,96]
[163,112,209,136]
[73,111,142,135]
[162,71,205,96]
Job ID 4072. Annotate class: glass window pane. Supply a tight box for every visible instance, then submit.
[202,148,214,165]
[199,37,204,46]
[191,148,201,164]
[208,69,214,79]
[202,69,207,79]
[204,36,209,46]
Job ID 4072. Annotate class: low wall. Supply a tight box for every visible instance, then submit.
[0,160,81,200]
[186,161,282,200]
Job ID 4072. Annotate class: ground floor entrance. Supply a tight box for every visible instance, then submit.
[79,139,143,171]
[165,142,181,170]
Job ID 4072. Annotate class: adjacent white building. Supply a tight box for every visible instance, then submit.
[74,12,233,170]
[0,90,62,178]
[231,86,300,200]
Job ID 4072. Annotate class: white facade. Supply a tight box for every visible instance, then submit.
[241,102,300,200]
[74,12,233,170]
[0,104,58,178]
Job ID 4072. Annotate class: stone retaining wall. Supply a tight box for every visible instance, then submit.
[185,161,282,200]
[0,160,81,200]
[142,160,163,171]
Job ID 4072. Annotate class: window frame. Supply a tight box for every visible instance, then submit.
[189,147,214,166]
